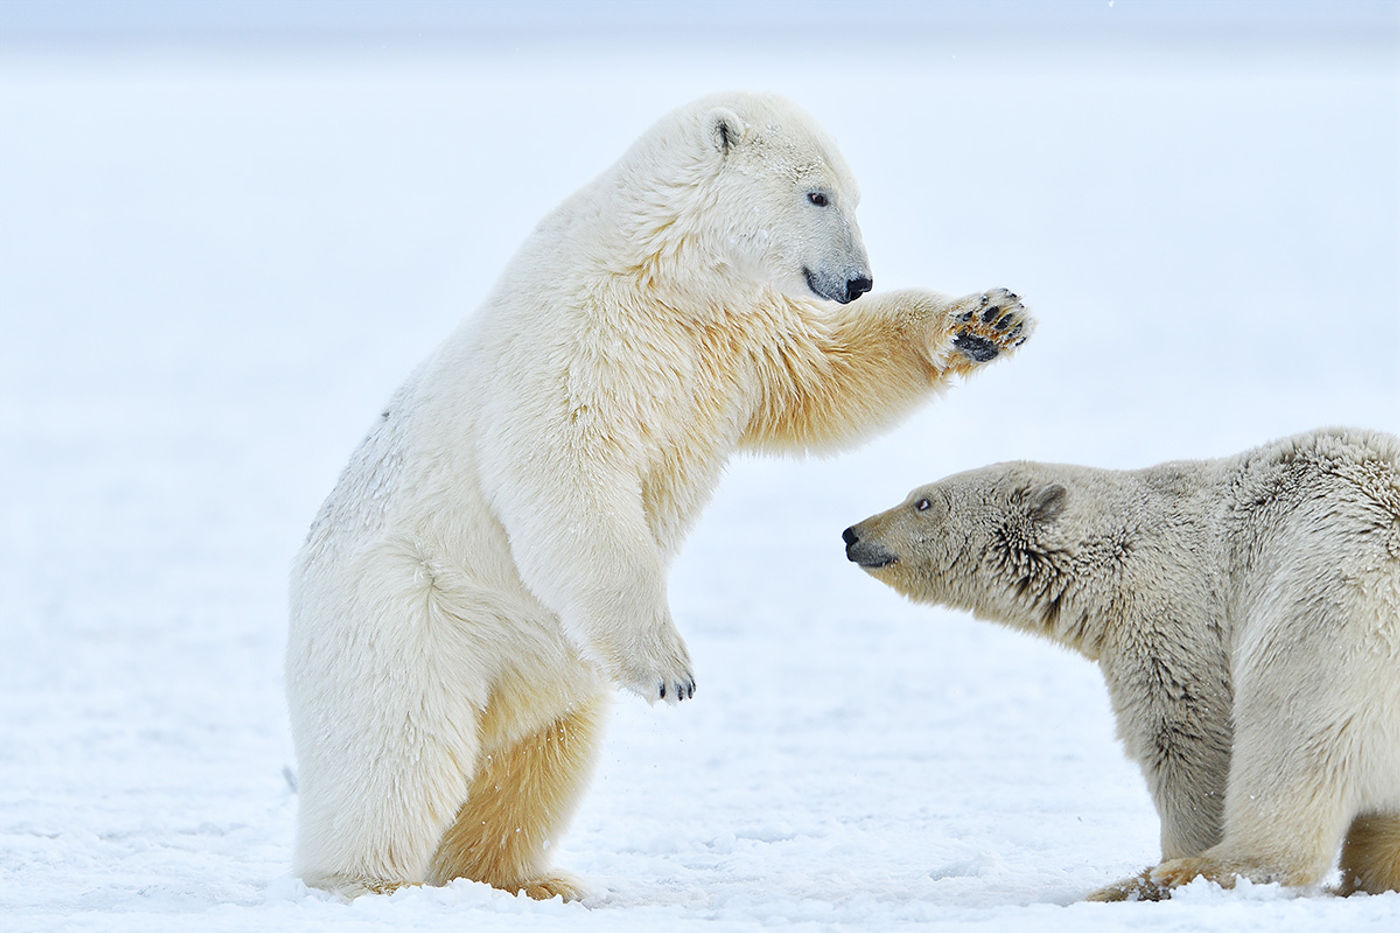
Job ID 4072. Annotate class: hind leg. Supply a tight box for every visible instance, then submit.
[1338,813,1400,895]
[428,691,609,900]
[290,603,487,895]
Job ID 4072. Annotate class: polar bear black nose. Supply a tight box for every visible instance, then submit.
[842,526,859,545]
[845,276,873,302]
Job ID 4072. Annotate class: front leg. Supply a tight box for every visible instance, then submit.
[479,419,695,705]
[1085,850,1309,902]
[1084,867,1164,902]
[742,286,1034,454]
[1088,637,1235,901]
[596,593,696,703]
[542,541,695,705]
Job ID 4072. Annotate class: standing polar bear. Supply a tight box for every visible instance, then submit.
[287,91,1033,900]
[843,427,1400,899]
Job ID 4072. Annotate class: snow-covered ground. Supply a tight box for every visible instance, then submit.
[2,3,1397,931]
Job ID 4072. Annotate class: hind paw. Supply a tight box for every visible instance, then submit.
[518,871,587,902]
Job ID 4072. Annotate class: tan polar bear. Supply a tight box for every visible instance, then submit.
[286,91,1033,900]
[843,427,1400,900]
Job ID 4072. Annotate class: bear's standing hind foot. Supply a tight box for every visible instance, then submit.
[518,870,588,902]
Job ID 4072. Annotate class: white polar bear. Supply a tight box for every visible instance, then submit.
[287,91,1033,900]
[843,427,1400,899]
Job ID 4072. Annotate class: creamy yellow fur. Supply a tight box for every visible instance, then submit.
[1339,814,1400,896]
[427,697,606,900]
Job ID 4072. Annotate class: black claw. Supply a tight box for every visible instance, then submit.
[979,293,989,305]
[981,305,1001,323]
[659,682,666,699]
[1013,336,1027,347]
[1008,322,1024,339]
[1007,292,1019,301]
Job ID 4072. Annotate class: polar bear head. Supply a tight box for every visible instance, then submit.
[621,93,873,304]
[698,93,871,303]
[841,464,1074,616]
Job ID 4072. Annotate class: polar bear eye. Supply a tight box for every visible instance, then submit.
[807,191,829,207]
[916,498,932,512]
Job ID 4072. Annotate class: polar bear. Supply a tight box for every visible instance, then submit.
[843,428,1400,900]
[286,91,1033,901]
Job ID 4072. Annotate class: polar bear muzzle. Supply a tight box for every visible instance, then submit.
[842,523,898,568]
[804,266,873,304]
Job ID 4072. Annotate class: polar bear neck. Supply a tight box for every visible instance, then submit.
[592,164,758,312]
[959,465,1231,663]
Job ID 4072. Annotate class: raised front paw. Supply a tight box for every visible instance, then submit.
[948,288,1032,365]
[612,625,696,706]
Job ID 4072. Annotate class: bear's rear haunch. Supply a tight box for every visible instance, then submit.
[285,91,1033,900]
[845,427,1400,900]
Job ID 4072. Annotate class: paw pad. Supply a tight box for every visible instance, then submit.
[953,333,1000,362]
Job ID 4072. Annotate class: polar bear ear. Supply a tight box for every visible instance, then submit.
[704,107,749,155]
[1028,483,1067,524]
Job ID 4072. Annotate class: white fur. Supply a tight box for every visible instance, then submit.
[287,91,1032,897]
[846,427,1400,898]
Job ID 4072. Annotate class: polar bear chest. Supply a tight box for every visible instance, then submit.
[591,321,755,554]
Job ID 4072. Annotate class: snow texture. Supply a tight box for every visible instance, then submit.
[1,2,1397,931]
